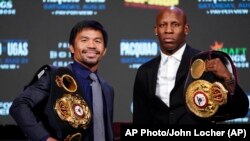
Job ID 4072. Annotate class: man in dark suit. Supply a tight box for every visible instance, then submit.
[133,6,249,124]
[10,20,114,141]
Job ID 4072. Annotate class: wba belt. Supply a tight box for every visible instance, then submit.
[184,51,235,119]
[49,66,91,140]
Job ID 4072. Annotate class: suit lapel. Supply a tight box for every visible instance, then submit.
[147,56,164,101]
[99,79,110,114]
[98,79,114,141]
[175,46,193,84]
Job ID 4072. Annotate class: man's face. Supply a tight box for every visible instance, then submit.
[154,8,189,55]
[70,28,106,69]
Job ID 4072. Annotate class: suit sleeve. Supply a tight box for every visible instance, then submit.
[225,84,249,119]
[133,67,152,124]
[10,70,51,141]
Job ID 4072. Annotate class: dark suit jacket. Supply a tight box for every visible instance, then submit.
[133,45,249,124]
[10,64,114,141]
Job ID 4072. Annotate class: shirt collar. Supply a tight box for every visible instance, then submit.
[160,43,186,64]
[72,61,92,79]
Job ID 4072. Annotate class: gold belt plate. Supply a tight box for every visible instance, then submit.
[185,80,228,118]
[54,93,91,129]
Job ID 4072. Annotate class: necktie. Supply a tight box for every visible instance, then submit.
[89,73,105,141]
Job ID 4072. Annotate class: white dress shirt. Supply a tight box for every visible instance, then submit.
[156,44,186,106]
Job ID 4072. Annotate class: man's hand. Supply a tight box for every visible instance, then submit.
[206,58,231,80]
[206,58,235,94]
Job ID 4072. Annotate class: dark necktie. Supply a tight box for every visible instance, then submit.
[89,73,105,141]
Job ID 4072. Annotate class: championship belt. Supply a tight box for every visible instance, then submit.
[54,73,91,129]
[50,67,92,140]
[185,51,236,119]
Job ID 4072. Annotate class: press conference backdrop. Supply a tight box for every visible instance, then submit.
[0,0,250,125]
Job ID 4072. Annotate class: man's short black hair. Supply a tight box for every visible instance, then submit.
[69,20,108,48]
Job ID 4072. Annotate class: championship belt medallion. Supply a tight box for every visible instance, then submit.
[185,80,227,118]
[191,59,206,79]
